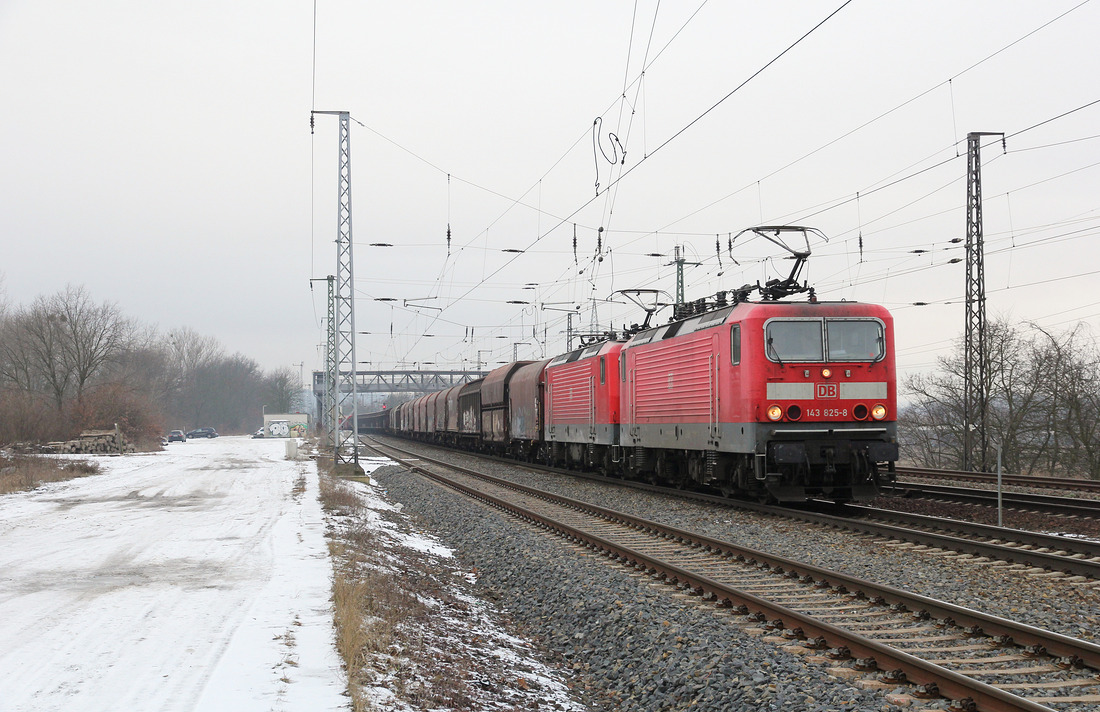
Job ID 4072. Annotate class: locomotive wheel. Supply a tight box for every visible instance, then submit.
[653,456,669,486]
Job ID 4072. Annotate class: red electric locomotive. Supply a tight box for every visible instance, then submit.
[619,298,897,501]
[543,340,624,470]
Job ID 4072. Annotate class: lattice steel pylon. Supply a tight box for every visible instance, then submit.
[963,131,1003,472]
[324,275,337,448]
[309,275,339,448]
[674,245,686,308]
[313,111,360,468]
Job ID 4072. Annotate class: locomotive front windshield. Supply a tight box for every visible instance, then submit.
[826,319,884,361]
[765,318,884,363]
[766,320,824,361]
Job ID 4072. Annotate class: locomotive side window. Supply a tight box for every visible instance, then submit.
[765,319,824,362]
[599,356,606,384]
[826,319,884,361]
[730,325,741,365]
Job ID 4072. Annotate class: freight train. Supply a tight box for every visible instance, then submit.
[387,300,898,503]
[387,228,899,503]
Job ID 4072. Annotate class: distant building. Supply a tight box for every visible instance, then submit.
[263,413,311,438]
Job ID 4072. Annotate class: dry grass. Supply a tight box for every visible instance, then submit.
[321,469,473,711]
[291,462,308,500]
[319,466,572,711]
[318,469,364,516]
[0,454,101,495]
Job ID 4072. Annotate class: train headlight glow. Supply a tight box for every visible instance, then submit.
[871,404,887,420]
[766,405,783,421]
[821,368,832,379]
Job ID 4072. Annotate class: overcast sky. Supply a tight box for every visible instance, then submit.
[3,1,1099,389]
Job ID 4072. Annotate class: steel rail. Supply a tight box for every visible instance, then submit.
[889,482,1100,517]
[839,503,1100,557]
[898,466,1100,494]
[807,507,1100,578]
[364,436,1100,711]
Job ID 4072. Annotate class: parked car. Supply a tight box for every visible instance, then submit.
[186,427,218,439]
[251,428,265,439]
[167,430,186,442]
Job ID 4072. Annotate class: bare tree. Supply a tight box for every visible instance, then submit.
[265,366,304,413]
[901,319,1100,478]
[54,285,134,404]
[0,283,317,442]
[163,327,224,427]
[17,296,74,410]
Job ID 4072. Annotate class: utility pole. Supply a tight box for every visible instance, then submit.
[589,295,598,342]
[541,304,580,351]
[309,276,337,447]
[963,131,1003,472]
[324,276,337,450]
[674,245,686,309]
[668,246,699,318]
[313,110,361,471]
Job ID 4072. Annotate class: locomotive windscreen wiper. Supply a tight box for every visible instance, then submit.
[767,336,784,366]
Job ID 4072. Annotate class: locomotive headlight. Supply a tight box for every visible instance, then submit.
[871,404,888,420]
[821,368,832,379]
[766,404,783,421]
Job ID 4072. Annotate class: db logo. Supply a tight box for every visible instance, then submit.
[816,383,838,399]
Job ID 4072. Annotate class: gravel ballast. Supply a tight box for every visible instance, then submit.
[373,462,902,712]
[382,440,1100,647]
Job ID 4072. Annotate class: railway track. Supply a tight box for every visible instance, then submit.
[371,434,1100,581]
[898,468,1100,495]
[364,436,1100,711]
[824,504,1100,580]
[887,482,1100,518]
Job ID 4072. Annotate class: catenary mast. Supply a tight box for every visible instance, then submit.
[313,111,360,469]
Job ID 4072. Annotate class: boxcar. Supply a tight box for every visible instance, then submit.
[432,387,451,440]
[424,391,442,435]
[444,385,462,440]
[481,362,534,448]
[508,359,550,459]
[457,379,484,440]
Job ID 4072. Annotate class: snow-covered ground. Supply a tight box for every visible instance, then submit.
[337,458,584,711]
[0,437,346,712]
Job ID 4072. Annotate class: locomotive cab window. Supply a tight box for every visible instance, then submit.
[765,319,824,362]
[599,356,606,384]
[730,325,741,365]
[826,319,884,361]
